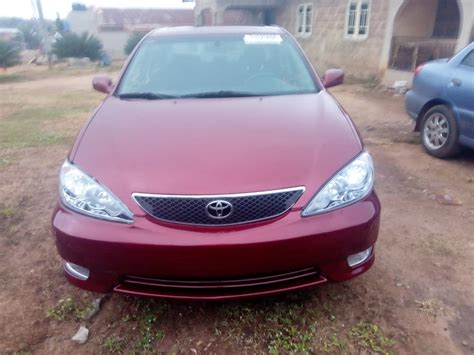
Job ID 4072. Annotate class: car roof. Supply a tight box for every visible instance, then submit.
[149,26,285,37]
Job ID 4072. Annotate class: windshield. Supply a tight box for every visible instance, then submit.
[117,33,318,99]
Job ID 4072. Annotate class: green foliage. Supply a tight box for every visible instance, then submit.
[117,298,168,352]
[213,296,321,353]
[0,207,15,218]
[0,17,42,49]
[20,26,41,50]
[102,336,125,353]
[350,321,395,354]
[135,314,165,352]
[47,297,77,321]
[55,14,64,34]
[47,297,96,321]
[124,32,147,55]
[0,40,21,69]
[52,32,103,61]
[0,159,12,168]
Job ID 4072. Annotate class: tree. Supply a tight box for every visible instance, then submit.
[0,40,21,70]
[0,17,43,50]
[124,32,147,55]
[52,32,103,61]
[18,22,41,50]
[55,13,64,34]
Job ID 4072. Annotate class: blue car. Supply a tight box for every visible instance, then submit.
[406,42,474,158]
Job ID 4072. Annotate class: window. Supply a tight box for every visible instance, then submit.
[296,4,313,37]
[345,1,370,39]
[461,50,474,68]
[432,0,460,38]
[118,34,318,99]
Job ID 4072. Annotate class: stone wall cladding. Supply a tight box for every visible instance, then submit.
[194,0,390,79]
[276,0,389,80]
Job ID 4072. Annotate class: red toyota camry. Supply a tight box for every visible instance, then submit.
[52,26,380,301]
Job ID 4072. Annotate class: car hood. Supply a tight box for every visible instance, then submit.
[72,92,362,213]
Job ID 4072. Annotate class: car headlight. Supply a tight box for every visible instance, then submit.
[59,160,133,223]
[302,151,374,216]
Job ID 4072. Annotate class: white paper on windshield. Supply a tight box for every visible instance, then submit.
[243,34,283,45]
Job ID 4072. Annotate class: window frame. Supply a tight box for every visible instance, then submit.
[344,0,371,41]
[460,50,474,68]
[114,33,322,98]
[296,3,314,38]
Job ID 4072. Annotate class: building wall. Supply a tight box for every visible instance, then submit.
[68,10,129,60]
[275,0,390,81]
[393,0,438,38]
[95,31,130,60]
[195,0,219,24]
[195,0,473,82]
[457,0,474,50]
[195,0,283,25]
[68,10,98,34]
[380,0,473,85]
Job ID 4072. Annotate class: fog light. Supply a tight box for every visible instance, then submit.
[64,262,90,281]
[347,247,372,267]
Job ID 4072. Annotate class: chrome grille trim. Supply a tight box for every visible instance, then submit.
[122,267,319,290]
[132,186,305,226]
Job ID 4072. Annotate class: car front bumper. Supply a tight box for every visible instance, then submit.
[52,191,380,301]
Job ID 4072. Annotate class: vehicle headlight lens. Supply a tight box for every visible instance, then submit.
[302,151,374,216]
[59,160,133,223]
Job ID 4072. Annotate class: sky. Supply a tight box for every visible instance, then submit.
[0,0,195,20]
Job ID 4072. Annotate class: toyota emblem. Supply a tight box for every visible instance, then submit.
[206,200,233,219]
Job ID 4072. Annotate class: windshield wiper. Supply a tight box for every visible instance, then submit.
[118,92,177,100]
[181,90,261,99]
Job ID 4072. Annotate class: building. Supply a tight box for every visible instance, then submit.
[194,0,474,83]
[0,28,22,42]
[67,7,194,59]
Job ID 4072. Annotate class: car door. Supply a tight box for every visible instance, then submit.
[447,48,474,140]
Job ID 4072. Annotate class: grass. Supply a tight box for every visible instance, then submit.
[212,292,352,353]
[134,314,166,353]
[0,73,23,84]
[0,207,16,219]
[0,92,98,150]
[416,299,443,317]
[106,298,169,353]
[0,158,12,168]
[47,297,98,321]
[205,289,397,354]
[427,237,463,258]
[0,64,118,151]
[350,321,395,354]
[102,336,125,353]
[0,63,122,84]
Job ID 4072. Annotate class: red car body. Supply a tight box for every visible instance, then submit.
[52,26,380,301]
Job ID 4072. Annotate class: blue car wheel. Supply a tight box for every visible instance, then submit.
[421,105,461,158]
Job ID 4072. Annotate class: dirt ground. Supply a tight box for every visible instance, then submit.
[0,69,473,354]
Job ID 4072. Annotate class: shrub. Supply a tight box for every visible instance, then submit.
[53,32,103,61]
[0,40,21,69]
[0,18,43,49]
[124,32,147,55]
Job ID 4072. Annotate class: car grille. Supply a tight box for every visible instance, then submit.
[114,267,327,300]
[132,187,305,226]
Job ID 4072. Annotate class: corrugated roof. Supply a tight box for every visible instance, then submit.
[97,8,194,30]
[0,28,22,33]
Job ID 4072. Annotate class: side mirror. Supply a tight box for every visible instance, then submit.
[92,76,114,94]
[322,69,344,89]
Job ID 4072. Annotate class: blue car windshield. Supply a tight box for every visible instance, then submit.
[117,33,318,98]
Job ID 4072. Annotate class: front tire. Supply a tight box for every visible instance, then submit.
[420,105,461,159]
